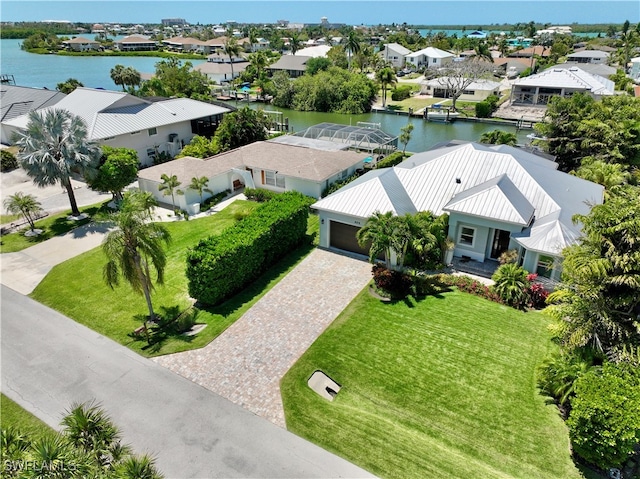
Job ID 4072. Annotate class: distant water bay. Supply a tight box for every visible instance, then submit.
[1,38,532,153]
[0,39,205,90]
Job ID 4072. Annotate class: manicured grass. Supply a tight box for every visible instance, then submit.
[0,201,110,253]
[1,394,54,438]
[30,201,320,357]
[0,213,20,224]
[281,289,585,479]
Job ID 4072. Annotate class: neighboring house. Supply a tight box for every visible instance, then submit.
[295,45,332,57]
[114,35,157,51]
[268,55,311,78]
[551,62,616,78]
[420,77,502,101]
[61,36,101,52]
[1,85,66,140]
[405,46,455,69]
[195,37,227,55]
[194,61,250,84]
[629,56,640,81]
[1,87,231,165]
[206,51,245,63]
[566,50,610,64]
[507,46,551,59]
[492,57,530,78]
[378,43,411,68]
[510,67,615,106]
[137,138,368,211]
[162,36,203,52]
[466,30,487,39]
[312,141,604,281]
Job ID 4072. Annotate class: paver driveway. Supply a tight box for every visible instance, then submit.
[153,248,372,427]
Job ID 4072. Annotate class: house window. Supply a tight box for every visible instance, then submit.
[146,148,156,161]
[462,90,475,95]
[432,58,437,63]
[341,169,349,179]
[458,226,475,247]
[103,136,115,141]
[130,130,141,135]
[148,127,157,136]
[536,254,555,278]
[264,170,285,188]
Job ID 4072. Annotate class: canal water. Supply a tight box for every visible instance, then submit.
[1,38,531,153]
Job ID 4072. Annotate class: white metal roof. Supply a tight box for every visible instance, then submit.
[567,50,610,58]
[2,88,230,140]
[443,174,535,226]
[513,67,614,95]
[313,142,603,256]
[382,43,412,56]
[422,77,502,91]
[406,46,454,59]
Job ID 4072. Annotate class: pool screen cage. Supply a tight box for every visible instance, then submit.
[292,122,398,156]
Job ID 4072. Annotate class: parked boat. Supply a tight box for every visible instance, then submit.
[426,110,460,122]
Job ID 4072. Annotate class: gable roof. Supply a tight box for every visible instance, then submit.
[268,55,310,71]
[63,36,99,44]
[2,88,230,140]
[406,46,454,59]
[295,45,332,57]
[422,77,502,91]
[443,174,535,226]
[313,142,603,256]
[116,35,155,44]
[513,67,615,95]
[550,62,617,78]
[382,43,411,56]
[0,85,66,122]
[567,50,610,59]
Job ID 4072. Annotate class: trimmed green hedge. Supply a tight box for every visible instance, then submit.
[391,85,412,101]
[186,192,313,305]
[376,151,410,169]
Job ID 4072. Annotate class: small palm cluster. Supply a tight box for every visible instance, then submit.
[1,401,163,478]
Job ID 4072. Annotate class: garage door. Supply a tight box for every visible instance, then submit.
[329,221,370,256]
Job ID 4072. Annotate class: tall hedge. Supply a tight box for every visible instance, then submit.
[186,192,313,305]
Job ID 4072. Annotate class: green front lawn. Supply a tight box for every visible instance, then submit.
[281,289,584,479]
[0,201,110,253]
[1,394,54,438]
[30,201,319,357]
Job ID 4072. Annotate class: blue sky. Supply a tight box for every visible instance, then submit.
[1,1,638,25]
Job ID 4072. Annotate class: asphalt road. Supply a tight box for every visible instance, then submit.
[0,285,375,479]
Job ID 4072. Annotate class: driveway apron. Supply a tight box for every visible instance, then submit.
[153,248,372,428]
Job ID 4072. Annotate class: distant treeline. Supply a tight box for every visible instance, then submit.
[0,22,88,38]
[409,23,621,33]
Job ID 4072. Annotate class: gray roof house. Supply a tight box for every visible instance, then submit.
[61,36,101,52]
[268,55,311,78]
[405,46,455,69]
[137,138,369,212]
[1,87,231,165]
[0,85,66,138]
[566,50,610,64]
[550,62,616,78]
[378,43,411,68]
[312,142,604,281]
[510,66,615,106]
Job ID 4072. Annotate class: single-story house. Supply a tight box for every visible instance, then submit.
[492,57,531,78]
[62,36,101,52]
[631,57,640,81]
[137,138,369,211]
[1,85,66,136]
[114,35,157,51]
[566,50,610,64]
[268,55,311,78]
[551,62,616,78]
[312,141,604,281]
[193,61,250,84]
[295,45,332,57]
[508,46,551,59]
[378,43,411,68]
[420,77,502,101]
[405,46,455,69]
[1,87,231,166]
[510,67,615,106]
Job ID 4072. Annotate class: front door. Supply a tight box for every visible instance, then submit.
[490,229,511,259]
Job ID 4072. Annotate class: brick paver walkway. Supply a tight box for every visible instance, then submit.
[153,248,372,427]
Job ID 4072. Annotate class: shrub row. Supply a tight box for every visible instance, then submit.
[376,151,409,169]
[391,85,413,101]
[243,187,278,202]
[186,191,313,305]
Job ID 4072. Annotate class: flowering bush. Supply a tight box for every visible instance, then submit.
[372,264,413,299]
[526,274,550,309]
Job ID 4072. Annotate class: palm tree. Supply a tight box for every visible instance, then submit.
[249,50,268,82]
[117,454,163,479]
[223,36,242,85]
[189,176,213,204]
[357,211,408,269]
[56,78,84,94]
[13,109,101,217]
[110,64,126,91]
[122,66,141,91]
[3,192,43,232]
[289,32,301,55]
[158,173,184,212]
[480,129,517,145]
[491,262,530,308]
[102,191,171,341]
[345,30,361,70]
[376,67,396,108]
[399,123,414,155]
[248,28,258,53]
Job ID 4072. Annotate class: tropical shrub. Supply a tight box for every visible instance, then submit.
[536,351,594,410]
[440,274,503,303]
[391,85,412,101]
[567,362,640,470]
[376,151,409,169]
[321,171,361,197]
[201,189,230,210]
[491,263,530,308]
[475,101,492,118]
[526,274,549,309]
[371,264,413,299]
[1,150,18,171]
[186,192,313,305]
[243,187,277,202]
[498,248,519,264]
